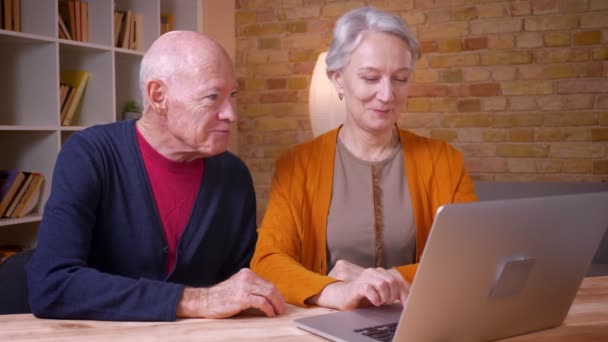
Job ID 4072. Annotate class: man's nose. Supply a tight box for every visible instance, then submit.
[219,100,237,123]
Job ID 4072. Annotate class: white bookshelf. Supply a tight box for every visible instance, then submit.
[0,0,204,248]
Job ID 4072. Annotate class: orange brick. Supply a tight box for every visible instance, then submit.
[292,61,315,74]
[507,158,537,172]
[369,0,415,11]
[259,91,297,103]
[516,65,544,80]
[591,0,608,10]
[483,97,507,111]
[562,128,590,141]
[510,128,535,142]
[288,49,315,63]
[574,31,602,46]
[454,128,483,142]
[544,112,597,126]
[563,159,593,173]
[592,128,608,141]
[426,9,450,24]
[502,81,553,95]
[598,97,608,110]
[420,40,438,53]
[255,117,300,131]
[457,99,482,112]
[531,0,559,14]
[464,37,488,50]
[452,83,500,97]
[409,84,449,97]
[561,94,595,109]
[548,143,593,158]
[431,98,458,112]
[524,16,578,31]
[430,54,480,68]
[463,67,491,81]
[431,129,458,142]
[407,98,432,112]
[287,77,309,90]
[443,113,492,127]
[321,1,365,16]
[592,48,608,60]
[403,11,426,26]
[418,22,469,39]
[488,34,515,49]
[465,158,508,173]
[286,21,308,33]
[536,128,563,141]
[483,129,508,142]
[256,9,277,23]
[481,51,532,65]
[266,78,286,89]
[544,64,576,79]
[509,96,537,110]
[267,51,289,63]
[494,113,543,127]
[491,66,517,80]
[510,1,531,16]
[558,79,608,93]
[454,143,498,157]
[561,0,588,13]
[536,159,562,173]
[471,18,522,35]
[236,12,257,26]
[259,37,281,49]
[534,48,589,64]
[399,112,440,128]
[441,69,463,82]
[580,14,608,29]
[414,69,439,83]
[477,3,507,18]
[516,32,543,48]
[574,60,603,77]
[497,144,549,158]
[450,7,478,21]
[438,39,463,52]
[242,23,285,36]
[594,160,608,174]
[543,32,570,47]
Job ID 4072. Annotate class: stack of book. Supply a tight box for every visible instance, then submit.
[0,170,44,219]
[59,70,90,126]
[57,0,88,42]
[0,0,20,32]
[114,9,143,51]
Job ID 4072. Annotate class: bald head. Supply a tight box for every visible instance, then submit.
[139,31,232,110]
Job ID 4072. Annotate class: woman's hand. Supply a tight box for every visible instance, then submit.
[328,259,366,282]
[307,266,410,310]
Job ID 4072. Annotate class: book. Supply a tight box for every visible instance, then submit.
[14,173,44,218]
[160,13,173,35]
[60,70,90,126]
[58,15,72,40]
[4,0,12,32]
[58,0,73,40]
[11,0,19,31]
[60,86,75,123]
[0,170,19,201]
[0,171,25,217]
[3,172,32,218]
[80,1,88,42]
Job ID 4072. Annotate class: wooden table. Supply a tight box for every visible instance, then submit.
[1,276,607,341]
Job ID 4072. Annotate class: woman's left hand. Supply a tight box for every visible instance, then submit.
[328,259,365,282]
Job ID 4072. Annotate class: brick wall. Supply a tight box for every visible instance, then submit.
[235,0,608,220]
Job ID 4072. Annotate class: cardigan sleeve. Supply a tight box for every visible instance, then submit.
[26,133,183,321]
[251,152,338,307]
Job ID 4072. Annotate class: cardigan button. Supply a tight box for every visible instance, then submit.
[162,246,168,254]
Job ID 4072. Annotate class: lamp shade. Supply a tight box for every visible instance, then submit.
[309,52,346,137]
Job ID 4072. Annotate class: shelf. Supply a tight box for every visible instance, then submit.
[0,215,43,228]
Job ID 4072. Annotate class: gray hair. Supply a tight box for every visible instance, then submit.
[325,6,420,75]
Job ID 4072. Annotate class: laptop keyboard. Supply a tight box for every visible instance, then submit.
[354,322,398,341]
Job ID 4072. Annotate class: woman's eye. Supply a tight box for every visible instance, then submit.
[206,94,219,101]
[230,91,238,98]
[363,77,379,83]
[394,78,409,83]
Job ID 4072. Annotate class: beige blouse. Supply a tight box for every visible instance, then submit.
[326,137,416,271]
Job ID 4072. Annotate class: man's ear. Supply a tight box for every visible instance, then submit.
[146,79,168,115]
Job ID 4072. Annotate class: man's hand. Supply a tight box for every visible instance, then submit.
[308,267,410,311]
[176,268,285,318]
[328,259,365,282]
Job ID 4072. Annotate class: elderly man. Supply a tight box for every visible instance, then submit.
[26,31,284,321]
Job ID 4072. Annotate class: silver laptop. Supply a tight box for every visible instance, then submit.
[294,192,608,342]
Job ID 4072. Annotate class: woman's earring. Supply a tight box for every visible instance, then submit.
[338,93,344,101]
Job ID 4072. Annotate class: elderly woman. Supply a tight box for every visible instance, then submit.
[251,7,477,310]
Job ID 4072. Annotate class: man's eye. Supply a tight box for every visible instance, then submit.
[230,91,238,98]
[363,77,379,83]
[394,78,409,83]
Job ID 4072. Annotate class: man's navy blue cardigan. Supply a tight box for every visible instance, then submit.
[26,120,257,321]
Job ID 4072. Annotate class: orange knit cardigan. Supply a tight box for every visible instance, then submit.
[251,127,478,307]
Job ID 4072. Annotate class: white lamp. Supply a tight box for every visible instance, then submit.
[309,52,347,137]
